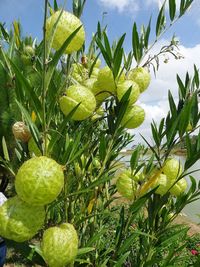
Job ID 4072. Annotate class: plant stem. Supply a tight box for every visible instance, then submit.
[42,0,48,156]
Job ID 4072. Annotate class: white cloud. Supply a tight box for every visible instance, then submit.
[97,0,199,25]
[130,40,200,144]
[97,0,139,13]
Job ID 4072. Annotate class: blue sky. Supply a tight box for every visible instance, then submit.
[0,0,200,143]
[0,0,199,47]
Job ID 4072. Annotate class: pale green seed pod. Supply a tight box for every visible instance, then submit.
[46,10,85,54]
[60,85,96,120]
[117,80,140,105]
[116,169,137,200]
[162,158,183,181]
[128,67,151,93]
[15,156,64,206]
[170,178,187,197]
[155,174,172,196]
[41,223,78,267]
[0,196,45,242]
[121,105,145,129]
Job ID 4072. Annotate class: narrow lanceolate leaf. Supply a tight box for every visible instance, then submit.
[54,0,58,11]
[77,247,95,256]
[113,34,126,78]
[99,135,107,162]
[185,134,192,159]
[168,90,177,118]
[190,93,199,127]
[156,3,166,37]
[151,122,160,147]
[193,64,199,88]
[113,34,126,61]
[178,95,195,137]
[144,17,151,49]
[130,146,141,171]
[16,101,41,150]
[132,22,140,62]
[169,0,176,21]
[177,74,186,99]
[0,23,10,41]
[180,0,193,17]
[2,137,10,161]
[96,37,112,68]
[9,59,43,123]
[103,32,112,59]
[48,104,80,153]
[115,88,131,129]
[113,48,123,79]
[97,21,102,40]
[114,252,130,267]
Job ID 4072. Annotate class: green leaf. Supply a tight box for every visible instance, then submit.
[16,101,41,151]
[2,137,10,161]
[48,103,80,153]
[96,37,112,68]
[88,52,101,77]
[115,87,131,130]
[180,0,193,17]
[169,0,176,21]
[185,149,200,169]
[156,3,166,37]
[97,21,102,40]
[0,23,9,41]
[132,22,140,62]
[103,32,112,61]
[130,146,141,171]
[159,226,188,247]
[99,135,107,162]
[9,59,43,123]
[185,134,192,159]
[114,251,130,267]
[193,64,199,88]
[117,233,139,255]
[86,228,107,246]
[151,121,160,147]
[178,96,195,137]
[115,206,125,247]
[188,176,196,194]
[54,0,59,11]
[77,247,95,256]
[168,90,177,118]
[165,114,179,147]
[113,34,126,78]
[144,18,151,49]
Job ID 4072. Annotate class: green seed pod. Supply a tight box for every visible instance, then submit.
[0,196,45,242]
[170,178,187,197]
[15,156,64,206]
[60,85,96,120]
[46,10,85,54]
[41,223,78,267]
[155,174,172,196]
[117,80,140,105]
[116,169,137,200]
[121,105,145,129]
[96,66,116,93]
[128,67,151,93]
[162,158,183,181]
